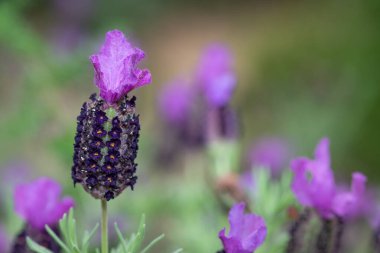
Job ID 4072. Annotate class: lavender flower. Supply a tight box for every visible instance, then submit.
[248,137,293,176]
[73,30,149,201]
[291,138,368,219]
[14,178,74,230]
[219,202,267,253]
[90,30,151,104]
[197,44,236,107]
[12,178,73,253]
[158,79,194,125]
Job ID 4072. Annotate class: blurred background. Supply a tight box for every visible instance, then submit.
[1,0,380,252]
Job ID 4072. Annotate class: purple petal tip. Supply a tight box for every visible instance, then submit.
[219,203,266,253]
[14,177,75,230]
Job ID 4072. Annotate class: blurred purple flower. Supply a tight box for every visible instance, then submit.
[219,202,267,253]
[90,30,151,104]
[291,138,368,219]
[370,203,380,229]
[0,161,31,193]
[54,0,92,21]
[14,178,75,230]
[197,44,236,107]
[291,138,335,218]
[0,225,8,253]
[158,79,194,124]
[51,0,93,53]
[249,137,293,175]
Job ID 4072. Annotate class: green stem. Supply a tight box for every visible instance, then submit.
[101,199,108,253]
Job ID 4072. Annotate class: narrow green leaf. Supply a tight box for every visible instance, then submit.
[114,222,128,252]
[111,243,123,253]
[72,245,81,253]
[125,233,137,252]
[72,218,79,247]
[82,230,90,253]
[171,249,183,253]
[45,225,70,253]
[140,234,164,253]
[130,214,146,252]
[26,237,54,253]
[81,223,99,253]
[68,208,78,247]
[59,212,70,249]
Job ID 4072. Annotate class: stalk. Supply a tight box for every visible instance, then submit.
[101,199,108,253]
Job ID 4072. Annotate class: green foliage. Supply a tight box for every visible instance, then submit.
[26,237,54,253]
[26,210,181,253]
[27,208,99,253]
[250,168,295,218]
[246,168,296,253]
[112,214,182,253]
[208,140,240,177]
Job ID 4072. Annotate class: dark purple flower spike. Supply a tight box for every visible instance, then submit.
[219,202,267,253]
[72,94,140,201]
[11,226,61,253]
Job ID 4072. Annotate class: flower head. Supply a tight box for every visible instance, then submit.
[14,178,74,230]
[158,79,194,125]
[219,202,267,253]
[90,30,151,104]
[249,137,293,176]
[291,138,368,219]
[197,44,236,107]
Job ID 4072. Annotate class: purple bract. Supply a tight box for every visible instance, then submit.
[249,137,293,176]
[291,138,367,219]
[332,172,368,218]
[219,202,267,253]
[158,79,194,124]
[14,178,75,230]
[90,30,151,104]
